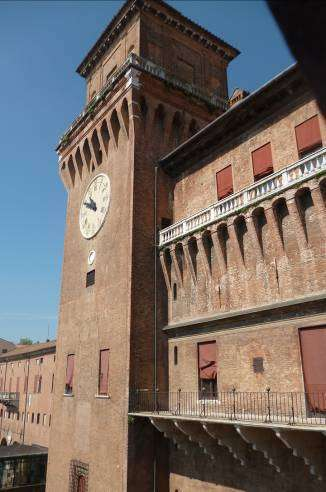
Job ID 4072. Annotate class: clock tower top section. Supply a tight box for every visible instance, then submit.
[77,0,239,105]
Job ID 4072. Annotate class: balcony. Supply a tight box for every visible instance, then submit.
[129,389,326,428]
[159,146,326,247]
[0,392,19,409]
[129,390,326,479]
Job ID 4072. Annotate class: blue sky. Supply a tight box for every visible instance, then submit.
[0,1,293,344]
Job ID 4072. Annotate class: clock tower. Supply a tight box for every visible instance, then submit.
[46,1,238,490]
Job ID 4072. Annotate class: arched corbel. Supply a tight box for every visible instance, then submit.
[210,223,227,276]
[263,199,285,257]
[159,249,172,292]
[245,210,264,260]
[182,238,197,285]
[170,243,184,289]
[284,188,308,250]
[196,231,212,281]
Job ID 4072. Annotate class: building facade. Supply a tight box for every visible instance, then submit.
[47,0,326,491]
[0,342,56,449]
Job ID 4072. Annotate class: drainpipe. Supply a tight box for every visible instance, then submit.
[153,164,158,492]
[0,361,8,438]
[154,164,158,397]
[22,357,30,444]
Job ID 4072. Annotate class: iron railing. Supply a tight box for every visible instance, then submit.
[129,389,326,426]
[0,392,19,409]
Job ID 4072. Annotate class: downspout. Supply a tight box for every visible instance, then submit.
[154,163,158,396]
[0,361,8,437]
[153,164,158,492]
[22,357,30,444]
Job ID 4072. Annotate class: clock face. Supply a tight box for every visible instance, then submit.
[79,173,111,239]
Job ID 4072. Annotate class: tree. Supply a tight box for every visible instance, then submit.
[19,337,33,345]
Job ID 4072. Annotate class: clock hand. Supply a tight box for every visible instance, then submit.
[89,197,97,211]
[83,200,97,211]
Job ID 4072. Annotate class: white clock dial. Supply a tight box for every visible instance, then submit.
[79,173,111,239]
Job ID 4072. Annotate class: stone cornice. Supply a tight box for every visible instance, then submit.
[57,53,228,154]
[163,292,326,335]
[76,0,239,79]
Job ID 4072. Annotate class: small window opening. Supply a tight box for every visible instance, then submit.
[86,270,95,287]
[173,283,177,301]
[253,357,264,373]
[174,346,178,366]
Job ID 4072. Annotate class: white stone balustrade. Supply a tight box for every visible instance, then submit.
[159,147,326,247]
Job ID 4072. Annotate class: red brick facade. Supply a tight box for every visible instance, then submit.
[0,341,55,448]
[46,1,326,491]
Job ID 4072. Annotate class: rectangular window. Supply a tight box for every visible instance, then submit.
[252,142,273,181]
[51,373,54,393]
[98,349,109,395]
[65,354,75,395]
[86,270,95,287]
[8,378,12,393]
[295,115,322,158]
[198,341,217,399]
[24,376,28,393]
[216,165,233,200]
[31,412,34,423]
[37,375,42,393]
[43,413,47,426]
[16,377,20,393]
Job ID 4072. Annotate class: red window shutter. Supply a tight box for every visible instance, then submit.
[300,327,326,411]
[16,377,20,393]
[198,342,217,380]
[77,475,86,492]
[295,115,322,157]
[216,166,233,200]
[65,354,74,393]
[252,143,273,181]
[99,349,109,395]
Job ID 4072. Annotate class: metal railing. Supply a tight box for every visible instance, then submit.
[159,146,326,247]
[129,389,326,426]
[0,391,19,408]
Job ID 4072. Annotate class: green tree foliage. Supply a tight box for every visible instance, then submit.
[19,337,33,345]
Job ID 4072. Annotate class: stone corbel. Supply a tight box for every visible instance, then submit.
[245,213,264,260]
[88,135,99,171]
[59,159,70,190]
[227,217,245,268]
[79,141,91,174]
[236,425,290,473]
[310,180,326,238]
[275,429,326,481]
[159,250,172,293]
[195,233,211,281]
[175,420,218,460]
[203,423,248,466]
[210,224,227,276]
[263,200,285,257]
[170,246,184,289]
[95,123,107,159]
[285,189,308,249]
[182,239,197,285]
[150,418,195,455]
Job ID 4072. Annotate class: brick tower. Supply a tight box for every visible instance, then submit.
[45,1,238,490]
